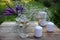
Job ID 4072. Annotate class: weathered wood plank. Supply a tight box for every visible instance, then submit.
[0,22,60,40]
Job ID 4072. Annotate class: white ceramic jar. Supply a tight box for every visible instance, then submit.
[34,26,42,37]
[46,22,54,32]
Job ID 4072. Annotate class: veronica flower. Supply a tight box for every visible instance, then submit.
[16,5,22,10]
[6,8,14,13]
[16,5,25,14]
[3,4,16,16]
[3,4,25,16]
[3,11,12,16]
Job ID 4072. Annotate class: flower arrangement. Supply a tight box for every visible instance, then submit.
[3,2,25,16]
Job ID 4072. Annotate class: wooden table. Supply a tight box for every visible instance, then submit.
[0,22,60,40]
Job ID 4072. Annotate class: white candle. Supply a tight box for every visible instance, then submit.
[34,26,42,37]
[46,22,54,32]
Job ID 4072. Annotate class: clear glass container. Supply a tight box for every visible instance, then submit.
[15,11,30,38]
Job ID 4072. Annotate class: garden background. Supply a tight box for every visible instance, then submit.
[0,0,60,28]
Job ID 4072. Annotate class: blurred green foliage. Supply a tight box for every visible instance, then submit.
[0,0,44,24]
[34,0,60,28]
[0,0,60,28]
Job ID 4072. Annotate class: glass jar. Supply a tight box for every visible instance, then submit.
[15,14,30,38]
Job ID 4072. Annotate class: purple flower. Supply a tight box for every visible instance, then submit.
[6,7,15,13]
[6,8,13,13]
[6,4,15,13]
[16,5,25,14]
[16,5,22,10]
[3,11,12,16]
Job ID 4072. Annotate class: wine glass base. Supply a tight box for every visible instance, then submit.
[18,33,29,38]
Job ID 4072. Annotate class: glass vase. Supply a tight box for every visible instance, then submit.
[15,14,30,38]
